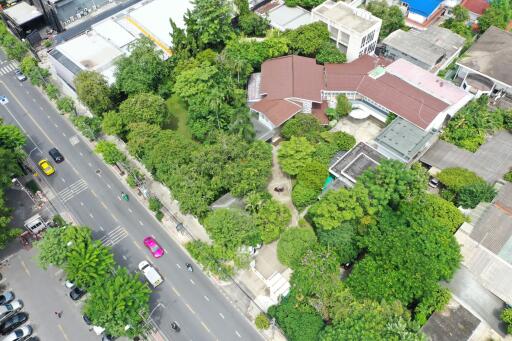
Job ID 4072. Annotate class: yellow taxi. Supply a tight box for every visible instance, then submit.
[38,159,55,176]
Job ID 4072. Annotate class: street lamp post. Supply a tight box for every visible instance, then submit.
[11,178,36,204]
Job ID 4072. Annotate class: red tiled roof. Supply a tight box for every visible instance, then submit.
[312,101,330,125]
[461,0,489,15]
[325,55,448,129]
[250,99,302,127]
[260,55,324,103]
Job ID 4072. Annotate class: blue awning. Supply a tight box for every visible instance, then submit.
[402,0,443,17]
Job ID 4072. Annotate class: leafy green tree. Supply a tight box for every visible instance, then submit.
[56,97,75,114]
[74,71,112,116]
[65,238,115,289]
[284,22,330,56]
[84,267,151,337]
[316,42,347,64]
[277,227,317,268]
[118,93,168,132]
[34,227,69,269]
[2,34,28,61]
[101,111,124,136]
[366,1,406,39]
[320,300,423,341]
[148,197,162,212]
[203,209,259,255]
[186,240,234,279]
[502,307,512,334]
[0,123,26,150]
[278,137,315,176]
[347,207,461,307]
[312,131,356,166]
[284,0,324,10]
[255,199,291,243]
[335,94,352,118]
[308,185,373,230]
[94,141,126,165]
[126,123,161,161]
[268,291,325,341]
[184,0,234,51]
[358,160,428,211]
[414,287,451,325]
[317,222,359,264]
[281,114,324,142]
[441,5,473,42]
[235,0,269,37]
[115,37,169,95]
[457,181,497,208]
[292,160,328,209]
[70,115,102,140]
[478,0,512,32]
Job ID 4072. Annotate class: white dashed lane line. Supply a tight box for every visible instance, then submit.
[235,331,242,338]
[190,279,195,285]
[219,313,225,319]
[139,220,143,226]
[128,208,133,213]
[204,295,209,302]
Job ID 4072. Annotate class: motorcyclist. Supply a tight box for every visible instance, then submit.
[171,321,180,332]
[186,263,193,272]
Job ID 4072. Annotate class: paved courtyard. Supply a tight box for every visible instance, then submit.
[330,116,383,144]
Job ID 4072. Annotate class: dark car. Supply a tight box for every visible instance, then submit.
[69,287,86,301]
[83,314,92,325]
[26,337,40,341]
[0,292,14,306]
[48,148,64,163]
[102,334,115,341]
[0,312,28,335]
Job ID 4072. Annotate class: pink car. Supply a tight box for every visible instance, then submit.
[143,236,164,258]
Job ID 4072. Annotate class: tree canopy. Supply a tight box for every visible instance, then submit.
[366,1,406,39]
[284,22,330,56]
[478,0,512,32]
[277,228,317,269]
[74,71,112,116]
[278,137,315,176]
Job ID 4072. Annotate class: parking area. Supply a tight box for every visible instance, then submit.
[0,186,97,341]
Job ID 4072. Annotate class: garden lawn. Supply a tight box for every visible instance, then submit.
[166,95,192,140]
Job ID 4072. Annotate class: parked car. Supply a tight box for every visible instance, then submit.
[143,236,164,258]
[0,96,9,105]
[69,287,86,301]
[2,325,32,341]
[102,334,115,341]
[82,314,92,326]
[0,292,14,306]
[0,301,23,321]
[48,148,64,163]
[0,312,28,335]
[38,159,55,176]
[14,69,26,82]
[428,177,440,188]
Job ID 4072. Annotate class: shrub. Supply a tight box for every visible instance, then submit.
[281,114,324,142]
[277,228,317,269]
[414,287,451,326]
[316,42,346,64]
[335,94,351,118]
[437,167,484,192]
[57,97,75,114]
[505,171,512,182]
[43,39,53,48]
[155,210,164,221]
[457,182,496,208]
[44,83,60,100]
[292,182,319,210]
[255,313,270,330]
[70,115,102,140]
[148,197,162,212]
[126,170,142,188]
[186,240,234,280]
[502,307,512,334]
[94,141,126,165]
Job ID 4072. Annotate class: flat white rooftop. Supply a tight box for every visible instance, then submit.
[312,0,380,33]
[3,1,43,25]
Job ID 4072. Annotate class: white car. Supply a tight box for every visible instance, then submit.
[2,325,32,341]
[0,301,23,321]
[0,97,8,105]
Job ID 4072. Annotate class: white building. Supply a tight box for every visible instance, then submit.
[48,0,191,92]
[311,0,382,61]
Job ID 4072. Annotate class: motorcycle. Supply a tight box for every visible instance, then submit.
[171,321,180,332]
[186,263,193,272]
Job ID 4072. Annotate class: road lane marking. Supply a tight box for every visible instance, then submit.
[80,202,84,206]
[31,98,35,102]
[204,295,209,302]
[54,123,58,128]
[190,279,195,285]
[235,331,241,338]
[171,286,180,297]
[128,208,133,213]
[201,321,210,333]
[107,184,112,189]
[176,263,181,269]
[47,115,50,119]
[111,212,119,222]
[185,303,195,314]
[100,226,128,247]
[133,240,142,250]
[39,106,43,110]
[61,178,66,183]
[62,132,66,137]
[90,190,97,198]
[219,312,224,319]
[79,152,83,156]
[89,213,94,218]
[58,324,70,341]
[138,220,143,226]
[20,260,30,277]
[101,201,108,209]
[88,162,92,167]
[58,179,88,202]
[25,90,29,95]
[122,255,127,260]
[99,226,104,231]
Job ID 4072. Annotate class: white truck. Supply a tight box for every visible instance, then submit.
[138,261,163,288]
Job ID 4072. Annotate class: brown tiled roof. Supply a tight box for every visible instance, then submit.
[260,55,324,103]
[325,55,448,129]
[250,99,302,127]
[461,0,489,15]
[312,101,329,125]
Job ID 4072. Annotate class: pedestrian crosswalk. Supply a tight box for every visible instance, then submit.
[100,226,128,247]
[0,61,18,76]
[58,178,88,202]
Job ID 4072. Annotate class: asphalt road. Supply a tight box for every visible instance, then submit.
[0,52,262,341]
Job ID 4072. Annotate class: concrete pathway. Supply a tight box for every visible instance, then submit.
[267,145,299,227]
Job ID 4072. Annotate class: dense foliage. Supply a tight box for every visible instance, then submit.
[478,0,512,32]
[502,307,512,334]
[277,228,317,269]
[94,141,126,165]
[366,1,406,39]
[441,5,473,43]
[283,22,330,57]
[74,71,112,115]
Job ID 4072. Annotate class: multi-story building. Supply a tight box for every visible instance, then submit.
[311,0,381,61]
